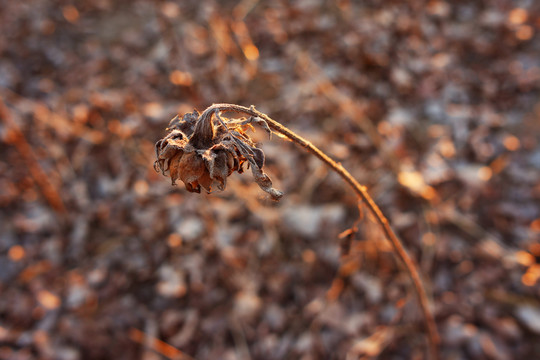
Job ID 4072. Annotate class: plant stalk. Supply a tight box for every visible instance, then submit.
[204,103,440,359]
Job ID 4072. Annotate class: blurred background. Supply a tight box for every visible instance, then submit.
[1,0,540,359]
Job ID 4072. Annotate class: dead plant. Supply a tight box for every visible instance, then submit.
[154,103,440,359]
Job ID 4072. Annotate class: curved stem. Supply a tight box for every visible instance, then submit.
[205,103,440,359]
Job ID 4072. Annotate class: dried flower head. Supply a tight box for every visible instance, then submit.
[154,107,283,201]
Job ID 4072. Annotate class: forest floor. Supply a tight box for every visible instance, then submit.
[1,1,540,359]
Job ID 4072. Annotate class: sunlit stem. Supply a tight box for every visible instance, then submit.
[201,103,440,360]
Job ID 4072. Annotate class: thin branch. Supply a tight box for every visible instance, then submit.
[203,103,440,359]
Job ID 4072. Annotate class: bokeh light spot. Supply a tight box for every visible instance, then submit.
[477,167,492,181]
[503,135,521,151]
[516,251,535,267]
[62,5,80,24]
[37,290,61,310]
[516,25,534,41]
[243,44,260,60]
[169,71,193,86]
[8,245,25,262]
[508,8,528,25]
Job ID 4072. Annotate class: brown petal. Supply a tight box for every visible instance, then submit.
[166,111,199,136]
[251,166,283,201]
[239,158,248,173]
[178,152,205,185]
[168,152,184,185]
[206,150,232,191]
[185,182,201,193]
[160,129,186,146]
[252,147,265,169]
[155,131,187,169]
[155,138,165,159]
[153,160,163,173]
[197,169,214,192]
[190,111,215,148]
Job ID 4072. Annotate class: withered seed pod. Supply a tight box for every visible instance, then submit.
[154,108,283,200]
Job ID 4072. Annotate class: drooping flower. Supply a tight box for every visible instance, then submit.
[154,108,283,200]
